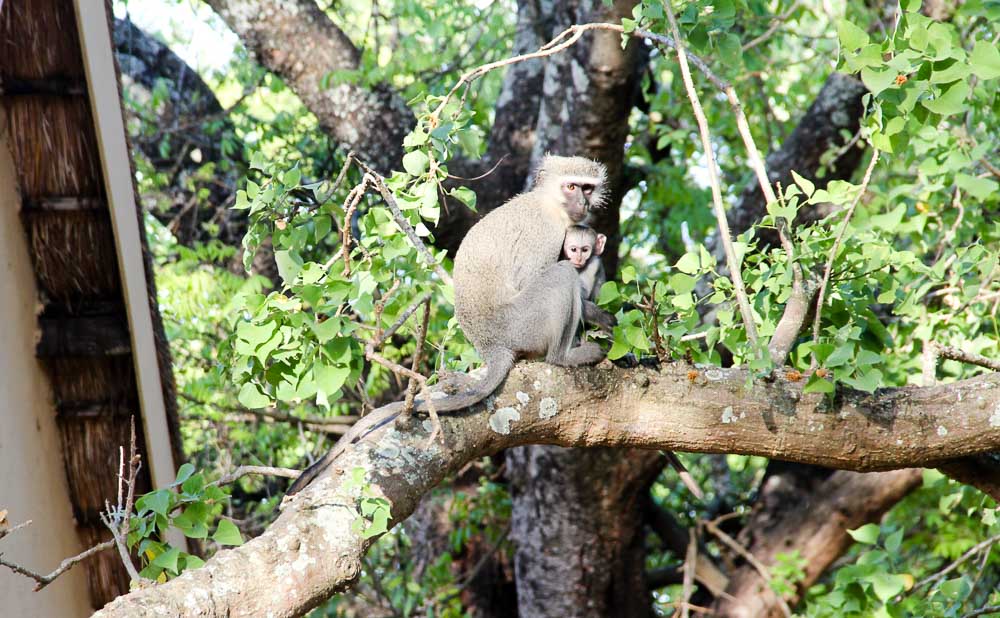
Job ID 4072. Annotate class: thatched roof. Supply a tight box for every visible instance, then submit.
[0,0,183,608]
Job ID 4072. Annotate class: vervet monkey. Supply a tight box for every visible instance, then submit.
[563,224,607,302]
[286,156,616,495]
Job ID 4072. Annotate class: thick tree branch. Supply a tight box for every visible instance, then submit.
[712,468,922,617]
[204,0,414,173]
[94,364,1000,617]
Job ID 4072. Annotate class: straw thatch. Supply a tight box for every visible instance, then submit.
[1,0,181,609]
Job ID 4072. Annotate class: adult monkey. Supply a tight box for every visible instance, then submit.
[287,155,613,495]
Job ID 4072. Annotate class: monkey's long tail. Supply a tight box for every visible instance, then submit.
[285,349,515,497]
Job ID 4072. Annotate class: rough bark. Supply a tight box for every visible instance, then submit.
[505,1,653,616]
[507,448,661,618]
[204,0,414,173]
[93,364,1000,617]
[937,455,1000,501]
[712,468,923,617]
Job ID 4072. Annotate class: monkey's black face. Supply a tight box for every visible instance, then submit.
[561,182,597,222]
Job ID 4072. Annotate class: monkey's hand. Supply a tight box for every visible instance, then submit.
[583,301,617,333]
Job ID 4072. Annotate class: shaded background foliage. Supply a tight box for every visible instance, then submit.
[112,0,999,615]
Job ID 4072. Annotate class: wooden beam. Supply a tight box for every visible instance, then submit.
[0,76,86,96]
[37,315,131,357]
[20,196,103,212]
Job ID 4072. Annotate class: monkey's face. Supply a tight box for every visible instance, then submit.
[560,181,598,222]
[564,239,593,269]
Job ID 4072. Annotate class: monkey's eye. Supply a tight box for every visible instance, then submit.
[582,185,594,195]
[565,183,577,192]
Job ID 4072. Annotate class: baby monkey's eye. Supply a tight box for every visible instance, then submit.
[565,183,577,191]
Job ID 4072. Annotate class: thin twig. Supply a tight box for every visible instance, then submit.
[962,605,1000,618]
[680,528,697,618]
[915,533,1000,590]
[662,1,760,347]
[178,392,358,427]
[0,540,115,591]
[922,341,939,386]
[935,345,1000,373]
[372,292,434,349]
[356,161,453,286]
[404,298,432,410]
[742,0,804,51]
[446,155,507,181]
[811,150,880,368]
[211,465,301,487]
[0,519,32,542]
[99,419,144,584]
[702,518,792,618]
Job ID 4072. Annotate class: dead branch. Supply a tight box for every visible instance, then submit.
[0,539,116,592]
[178,392,358,428]
[662,2,760,347]
[98,418,145,585]
[211,465,302,487]
[702,518,792,618]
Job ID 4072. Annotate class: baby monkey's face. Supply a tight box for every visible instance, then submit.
[564,239,594,269]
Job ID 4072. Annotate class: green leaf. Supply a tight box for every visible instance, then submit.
[870,573,907,601]
[212,519,244,546]
[921,81,969,115]
[668,273,697,295]
[238,382,270,409]
[250,151,267,171]
[837,19,869,52]
[449,186,477,211]
[956,173,998,200]
[137,490,171,517]
[282,167,301,187]
[861,67,898,96]
[847,523,880,544]
[597,281,620,305]
[274,250,303,285]
[172,463,195,487]
[246,180,259,199]
[790,170,815,197]
[151,547,181,572]
[621,266,637,284]
[675,252,701,275]
[402,151,429,176]
[930,60,970,84]
[803,373,834,394]
[717,33,742,67]
[315,363,350,397]
[362,508,390,539]
[970,40,1000,80]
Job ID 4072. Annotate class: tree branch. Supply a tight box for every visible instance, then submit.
[94,363,1000,617]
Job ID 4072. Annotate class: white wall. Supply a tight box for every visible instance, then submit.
[0,137,92,617]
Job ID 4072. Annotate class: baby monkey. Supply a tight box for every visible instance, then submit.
[563,224,606,302]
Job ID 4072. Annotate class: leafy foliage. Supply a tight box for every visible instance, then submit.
[118,0,1000,614]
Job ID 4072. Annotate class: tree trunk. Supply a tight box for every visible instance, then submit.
[508,448,661,618]
[506,0,655,615]
[204,0,414,173]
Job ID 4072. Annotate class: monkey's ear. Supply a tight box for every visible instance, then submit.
[595,233,607,256]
